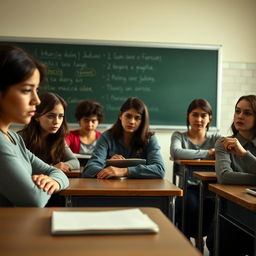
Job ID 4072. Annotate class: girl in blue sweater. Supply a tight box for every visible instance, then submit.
[84,97,165,179]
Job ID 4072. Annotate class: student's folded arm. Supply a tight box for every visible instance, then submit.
[82,134,109,178]
[29,151,69,191]
[0,150,52,207]
[128,135,165,179]
[215,139,256,185]
[170,131,208,160]
[63,144,80,169]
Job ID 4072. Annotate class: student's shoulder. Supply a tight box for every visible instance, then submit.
[206,132,222,141]
[171,131,187,139]
[9,130,24,142]
[100,130,113,140]
[0,130,25,153]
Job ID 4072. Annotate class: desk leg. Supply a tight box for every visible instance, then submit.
[170,196,176,223]
[254,236,256,256]
[213,195,220,256]
[65,195,73,207]
[197,180,204,252]
[181,167,188,235]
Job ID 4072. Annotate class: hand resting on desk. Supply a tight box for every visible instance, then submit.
[97,155,147,179]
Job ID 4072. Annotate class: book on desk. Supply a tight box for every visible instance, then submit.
[51,208,159,235]
[74,153,91,167]
[106,158,146,168]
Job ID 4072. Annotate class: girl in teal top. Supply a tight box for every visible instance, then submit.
[0,45,69,207]
[84,97,165,179]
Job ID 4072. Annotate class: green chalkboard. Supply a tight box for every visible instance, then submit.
[0,39,220,128]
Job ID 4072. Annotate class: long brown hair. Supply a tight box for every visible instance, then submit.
[19,93,68,164]
[231,95,256,137]
[110,97,154,156]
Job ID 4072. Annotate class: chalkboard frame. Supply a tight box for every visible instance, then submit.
[0,36,222,130]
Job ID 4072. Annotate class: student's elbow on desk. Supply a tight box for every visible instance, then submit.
[216,170,239,185]
[51,173,70,189]
[128,164,165,179]
[157,165,165,178]
[82,166,100,178]
[216,169,227,184]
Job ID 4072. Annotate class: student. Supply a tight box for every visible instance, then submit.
[83,97,165,179]
[215,95,256,184]
[19,92,80,173]
[0,45,69,207]
[206,95,255,256]
[65,99,103,155]
[170,99,221,246]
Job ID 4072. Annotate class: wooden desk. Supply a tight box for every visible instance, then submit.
[174,160,215,236]
[193,172,217,252]
[175,160,215,166]
[60,178,183,222]
[0,207,202,256]
[209,184,256,256]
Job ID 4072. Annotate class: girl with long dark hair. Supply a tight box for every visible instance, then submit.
[84,97,165,179]
[19,92,79,173]
[0,45,69,207]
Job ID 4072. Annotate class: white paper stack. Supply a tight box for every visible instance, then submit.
[73,153,91,159]
[51,209,159,235]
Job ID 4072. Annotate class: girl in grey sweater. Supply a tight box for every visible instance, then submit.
[0,45,69,207]
[215,95,256,185]
[170,99,221,246]
[207,95,256,256]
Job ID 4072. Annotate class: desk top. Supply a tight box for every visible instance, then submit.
[0,207,201,256]
[60,178,183,197]
[209,184,256,211]
[193,171,217,181]
[175,160,215,166]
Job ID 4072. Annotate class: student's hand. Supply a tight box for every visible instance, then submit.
[97,166,128,179]
[220,137,247,157]
[110,154,126,160]
[208,148,216,158]
[32,174,60,194]
[54,162,72,173]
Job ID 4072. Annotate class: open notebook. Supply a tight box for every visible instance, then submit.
[51,209,159,235]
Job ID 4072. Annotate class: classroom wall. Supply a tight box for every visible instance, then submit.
[1,0,256,181]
